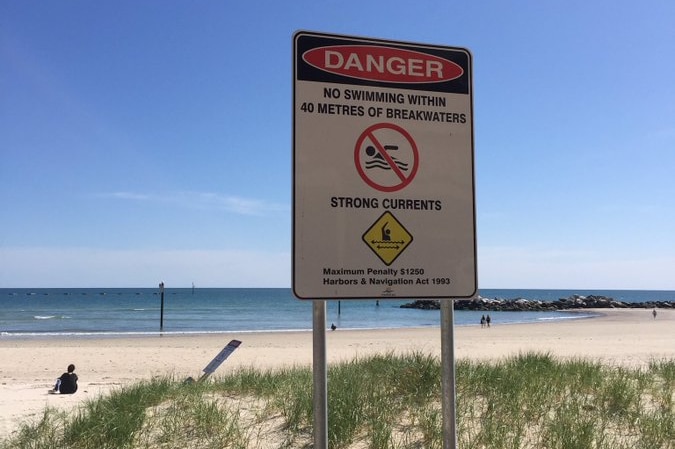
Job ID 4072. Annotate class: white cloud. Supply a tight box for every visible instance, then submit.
[96,191,289,216]
[0,247,291,288]
[105,192,153,201]
[478,245,675,290]
[3,245,673,290]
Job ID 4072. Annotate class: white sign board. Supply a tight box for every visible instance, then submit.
[293,31,476,299]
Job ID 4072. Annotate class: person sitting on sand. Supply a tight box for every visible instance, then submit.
[51,364,78,394]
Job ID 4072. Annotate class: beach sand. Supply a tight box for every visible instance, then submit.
[0,308,672,439]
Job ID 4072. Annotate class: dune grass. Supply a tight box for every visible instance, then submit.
[2,353,673,449]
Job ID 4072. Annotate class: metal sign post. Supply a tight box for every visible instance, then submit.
[441,300,458,449]
[293,31,475,449]
[312,301,328,449]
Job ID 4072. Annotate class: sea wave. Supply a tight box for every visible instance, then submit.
[537,313,600,321]
[0,315,601,340]
[0,328,313,340]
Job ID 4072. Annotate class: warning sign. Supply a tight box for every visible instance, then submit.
[293,31,476,300]
[362,211,413,265]
[354,123,419,192]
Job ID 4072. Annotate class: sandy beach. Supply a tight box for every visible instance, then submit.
[0,308,672,439]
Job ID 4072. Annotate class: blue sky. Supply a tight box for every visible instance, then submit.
[2,1,674,289]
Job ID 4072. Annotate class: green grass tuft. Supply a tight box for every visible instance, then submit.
[1,353,672,449]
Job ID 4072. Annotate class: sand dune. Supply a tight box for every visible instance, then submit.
[0,308,672,439]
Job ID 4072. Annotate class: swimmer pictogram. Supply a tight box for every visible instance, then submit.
[364,145,409,172]
[354,123,419,192]
[362,211,413,266]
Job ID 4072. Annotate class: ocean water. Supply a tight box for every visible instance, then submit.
[0,288,672,338]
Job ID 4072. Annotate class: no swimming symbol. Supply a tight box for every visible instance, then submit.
[354,123,419,192]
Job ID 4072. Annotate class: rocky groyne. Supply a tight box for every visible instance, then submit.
[400,295,674,311]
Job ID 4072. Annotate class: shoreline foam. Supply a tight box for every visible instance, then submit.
[0,310,602,340]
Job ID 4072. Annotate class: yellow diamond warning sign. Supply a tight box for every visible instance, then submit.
[362,211,413,266]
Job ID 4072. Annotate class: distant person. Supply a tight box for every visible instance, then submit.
[486,315,491,327]
[51,364,78,394]
[652,308,657,319]
[330,323,337,331]
[480,315,486,328]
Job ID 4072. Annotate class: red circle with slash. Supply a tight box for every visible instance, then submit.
[354,123,419,192]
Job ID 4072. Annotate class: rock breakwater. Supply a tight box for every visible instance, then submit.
[400,295,674,311]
